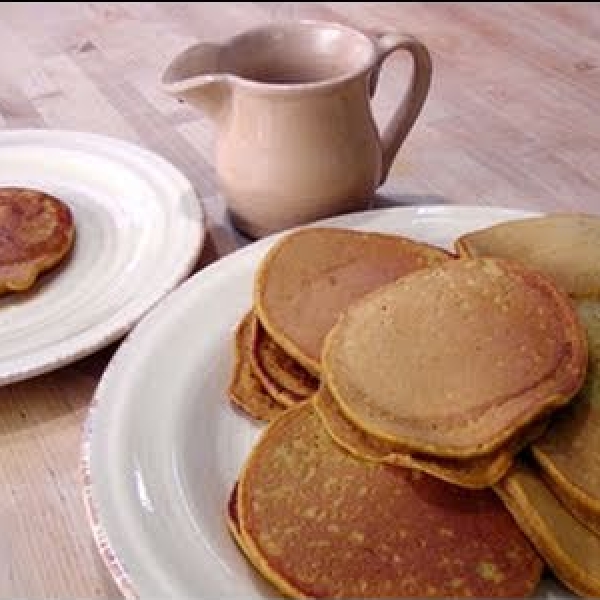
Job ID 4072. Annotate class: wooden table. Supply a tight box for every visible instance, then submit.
[0,2,598,597]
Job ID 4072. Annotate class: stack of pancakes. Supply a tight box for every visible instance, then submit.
[229,228,451,421]
[227,215,600,598]
[459,215,600,596]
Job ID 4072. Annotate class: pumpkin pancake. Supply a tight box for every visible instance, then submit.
[227,482,247,550]
[254,227,452,375]
[313,385,548,489]
[236,402,543,598]
[249,313,318,408]
[0,187,75,295]
[532,299,600,535]
[322,257,587,458]
[495,462,600,597]
[455,213,600,299]
[228,312,285,422]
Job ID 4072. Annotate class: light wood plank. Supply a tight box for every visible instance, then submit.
[0,3,598,597]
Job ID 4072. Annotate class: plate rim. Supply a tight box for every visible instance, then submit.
[81,204,543,598]
[0,128,206,385]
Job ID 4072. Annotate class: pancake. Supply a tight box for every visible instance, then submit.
[226,482,249,553]
[532,299,600,535]
[322,257,587,458]
[313,385,547,489]
[0,187,75,294]
[455,213,600,299]
[236,402,543,598]
[254,227,452,374]
[495,462,600,597]
[249,313,318,407]
[228,312,285,422]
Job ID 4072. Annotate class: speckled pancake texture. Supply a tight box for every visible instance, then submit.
[455,213,600,299]
[323,257,587,458]
[235,403,543,598]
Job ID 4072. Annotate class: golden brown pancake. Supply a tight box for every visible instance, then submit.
[322,257,587,458]
[254,227,452,374]
[313,385,547,489]
[236,402,543,598]
[532,299,600,535]
[226,482,249,553]
[455,213,600,299]
[495,462,600,597]
[228,312,285,422]
[249,312,318,408]
[0,187,75,295]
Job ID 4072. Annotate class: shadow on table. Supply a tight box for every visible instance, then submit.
[194,222,249,271]
[191,192,451,270]
[373,191,449,208]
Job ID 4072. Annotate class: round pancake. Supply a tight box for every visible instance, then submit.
[0,187,75,294]
[496,462,600,597]
[254,227,452,374]
[532,299,600,534]
[323,257,587,458]
[313,385,547,489]
[236,402,543,598]
[228,312,285,422]
[249,313,318,407]
[455,213,600,299]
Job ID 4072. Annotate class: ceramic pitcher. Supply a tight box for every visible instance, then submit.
[162,21,432,238]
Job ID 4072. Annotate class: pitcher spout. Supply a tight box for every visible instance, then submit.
[161,42,231,124]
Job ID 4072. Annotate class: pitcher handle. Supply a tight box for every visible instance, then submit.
[372,33,432,185]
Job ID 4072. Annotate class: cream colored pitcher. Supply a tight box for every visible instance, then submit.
[162,21,431,238]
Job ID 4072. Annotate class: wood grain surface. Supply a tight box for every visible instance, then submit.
[0,2,599,597]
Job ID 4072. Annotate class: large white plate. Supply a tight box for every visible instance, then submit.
[83,205,569,599]
[0,129,204,385]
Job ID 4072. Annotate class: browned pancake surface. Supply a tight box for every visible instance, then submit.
[323,257,587,457]
[0,187,74,293]
[532,299,600,533]
[313,385,546,488]
[237,403,542,598]
[456,214,600,298]
[496,462,600,597]
[254,227,452,374]
[249,313,317,407]
[228,312,285,422]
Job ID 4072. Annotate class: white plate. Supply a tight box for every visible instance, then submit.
[0,129,204,385]
[83,205,569,599]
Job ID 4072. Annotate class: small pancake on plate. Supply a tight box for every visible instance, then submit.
[313,385,548,489]
[249,312,318,407]
[322,257,587,458]
[228,312,285,422]
[455,213,600,298]
[235,402,543,598]
[532,299,600,535]
[495,462,600,597]
[0,187,75,295]
[254,227,452,375]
